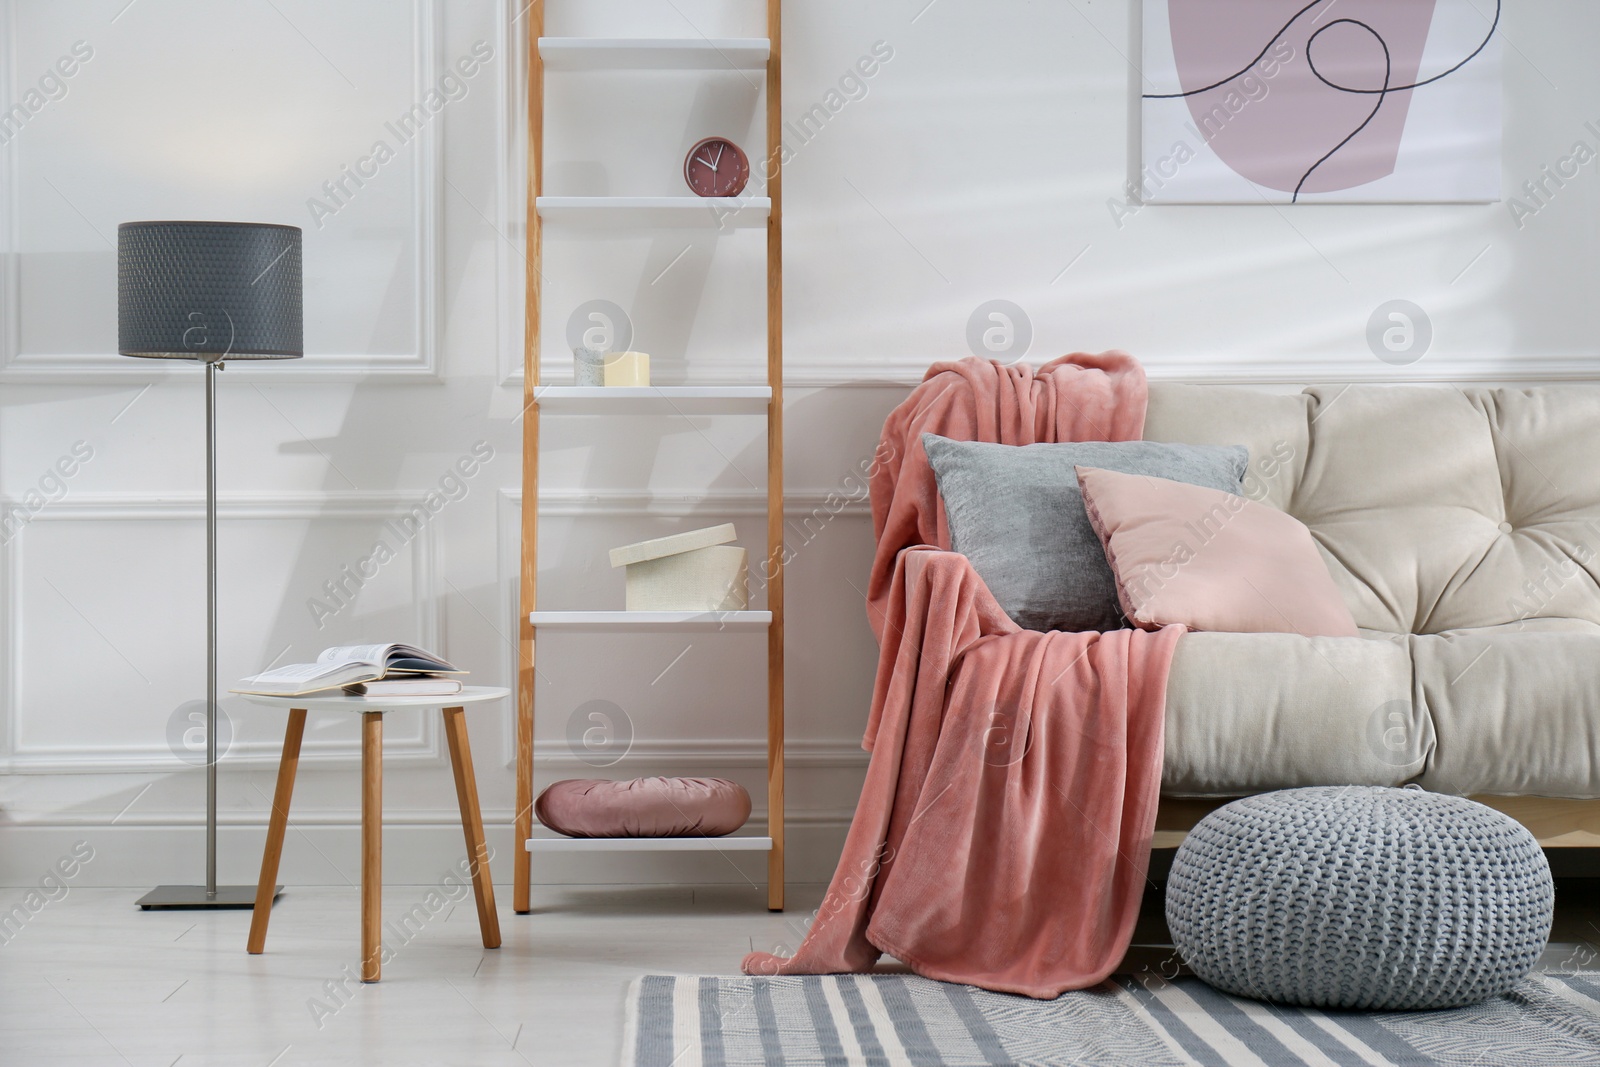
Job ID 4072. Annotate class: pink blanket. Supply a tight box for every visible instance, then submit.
[742,355,1183,998]
[866,353,1150,644]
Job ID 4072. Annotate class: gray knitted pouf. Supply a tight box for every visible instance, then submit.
[1165,786,1553,1010]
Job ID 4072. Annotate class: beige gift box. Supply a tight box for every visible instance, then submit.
[609,523,748,611]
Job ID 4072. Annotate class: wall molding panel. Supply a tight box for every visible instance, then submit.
[493,0,529,388]
[0,0,442,384]
[0,493,444,773]
[0,0,15,385]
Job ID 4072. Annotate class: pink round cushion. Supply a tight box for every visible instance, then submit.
[535,777,752,839]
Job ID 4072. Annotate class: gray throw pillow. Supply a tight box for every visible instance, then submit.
[923,434,1249,632]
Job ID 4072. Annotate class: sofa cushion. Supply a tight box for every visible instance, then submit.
[1078,466,1358,637]
[1412,627,1600,797]
[1162,610,1600,800]
[1143,383,1311,513]
[1143,382,1600,800]
[1148,383,1600,636]
[923,433,1248,632]
[1162,631,1422,795]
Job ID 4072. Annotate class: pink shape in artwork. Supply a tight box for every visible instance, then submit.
[1166,0,1440,195]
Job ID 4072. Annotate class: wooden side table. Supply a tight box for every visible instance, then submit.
[240,686,510,982]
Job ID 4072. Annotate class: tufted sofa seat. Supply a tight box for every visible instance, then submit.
[1142,383,1600,800]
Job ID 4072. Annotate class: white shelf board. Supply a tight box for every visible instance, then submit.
[537,196,769,229]
[534,386,770,415]
[528,611,770,633]
[526,834,774,853]
[540,37,769,71]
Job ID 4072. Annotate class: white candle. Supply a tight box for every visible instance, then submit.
[603,351,650,387]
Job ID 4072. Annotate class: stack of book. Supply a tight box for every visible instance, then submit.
[231,643,466,698]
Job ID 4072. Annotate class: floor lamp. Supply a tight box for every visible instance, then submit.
[120,221,304,909]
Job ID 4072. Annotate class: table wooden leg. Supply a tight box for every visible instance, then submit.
[361,712,383,983]
[443,706,501,949]
[247,708,307,954]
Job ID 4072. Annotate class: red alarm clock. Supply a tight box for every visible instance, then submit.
[683,137,750,198]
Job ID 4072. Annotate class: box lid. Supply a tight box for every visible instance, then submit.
[609,523,737,568]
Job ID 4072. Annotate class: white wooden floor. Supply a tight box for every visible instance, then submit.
[0,883,828,1067]
[4,881,1597,1066]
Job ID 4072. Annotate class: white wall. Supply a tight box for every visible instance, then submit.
[1,0,1596,887]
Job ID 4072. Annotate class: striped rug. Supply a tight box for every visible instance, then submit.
[622,972,1600,1066]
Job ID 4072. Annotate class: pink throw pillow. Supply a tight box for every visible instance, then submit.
[535,777,752,838]
[1076,466,1358,638]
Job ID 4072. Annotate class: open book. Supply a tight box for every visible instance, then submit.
[231,643,464,697]
[342,678,463,697]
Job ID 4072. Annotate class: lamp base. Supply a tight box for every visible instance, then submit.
[136,884,274,910]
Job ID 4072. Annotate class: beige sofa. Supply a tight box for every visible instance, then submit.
[1142,382,1600,848]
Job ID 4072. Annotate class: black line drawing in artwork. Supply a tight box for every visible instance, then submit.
[1143,0,1500,201]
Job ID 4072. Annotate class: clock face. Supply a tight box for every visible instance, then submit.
[684,137,750,198]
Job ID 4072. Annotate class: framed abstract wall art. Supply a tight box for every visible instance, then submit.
[1140,0,1502,203]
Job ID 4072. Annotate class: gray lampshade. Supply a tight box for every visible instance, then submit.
[118,221,303,360]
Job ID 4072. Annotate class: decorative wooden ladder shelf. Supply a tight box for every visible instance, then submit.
[514,3,786,913]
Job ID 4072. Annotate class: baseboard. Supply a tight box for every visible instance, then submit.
[0,818,852,890]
